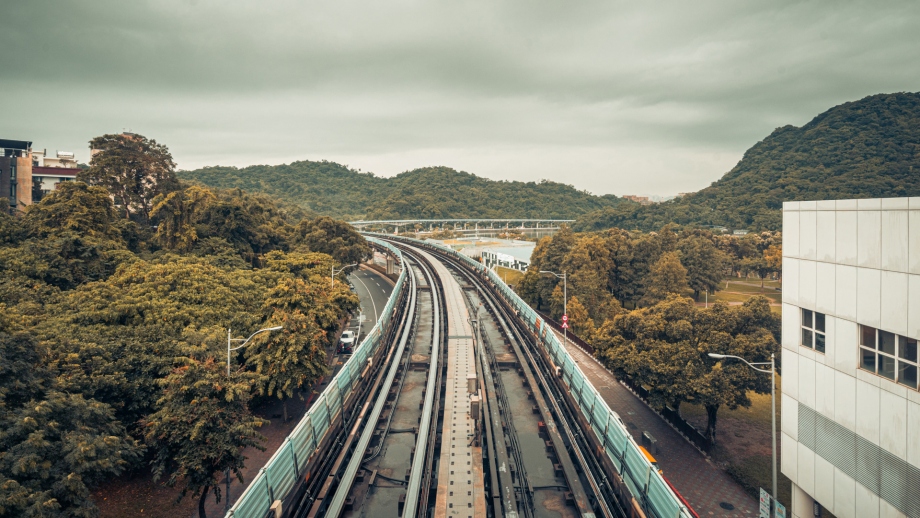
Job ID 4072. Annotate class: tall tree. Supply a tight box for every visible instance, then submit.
[763,244,783,281]
[640,251,689,306]
[565,295,595,340]
[247,252,359,421]
[0,331,140,518]
[150,186,216,252]
[143,357,265,518]
[294,216,372,266]
[80,134,180,222]
[595,295,778,444]
[678,234,727,300]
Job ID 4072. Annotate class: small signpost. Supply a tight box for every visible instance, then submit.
[759,488,771,518]
[561,314,569,329]
[757,488,786,518]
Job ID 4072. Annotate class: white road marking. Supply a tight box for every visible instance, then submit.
[351,274,379,323]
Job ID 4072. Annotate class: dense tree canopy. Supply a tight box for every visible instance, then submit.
[181,164,625,221]
[0,136,369,517]
[594,295,780,444]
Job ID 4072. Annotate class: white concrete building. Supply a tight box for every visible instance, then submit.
[781,197,920,518]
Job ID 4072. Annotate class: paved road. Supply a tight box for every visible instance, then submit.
[348,266,394,339]
[554,331,758,517]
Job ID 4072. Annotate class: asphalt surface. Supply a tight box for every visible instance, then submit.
[348,266,395,341]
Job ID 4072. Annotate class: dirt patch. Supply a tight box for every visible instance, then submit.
[94,470,198,518]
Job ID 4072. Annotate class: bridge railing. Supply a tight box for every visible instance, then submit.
[225,237,408,518]
[411,237,693,518]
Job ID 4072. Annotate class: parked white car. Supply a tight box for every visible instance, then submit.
[339,330,356,353]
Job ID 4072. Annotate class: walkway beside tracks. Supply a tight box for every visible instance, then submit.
[413,247,487,518]
[555,330,758,516]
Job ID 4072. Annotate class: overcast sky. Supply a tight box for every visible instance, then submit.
[2,1,918,196]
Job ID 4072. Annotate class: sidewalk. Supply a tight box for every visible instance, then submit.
[556,331,758,517]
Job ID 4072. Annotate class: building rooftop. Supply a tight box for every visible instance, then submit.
[0,139,32,150]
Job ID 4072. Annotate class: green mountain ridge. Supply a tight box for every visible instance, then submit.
[182,92,920,230]
[180,163,623,221]
[576,92,920,232]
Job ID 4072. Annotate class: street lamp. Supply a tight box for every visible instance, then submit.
[227,326,283,376]
[224,325,282,512]
[709,352,777,514]
[332,263,358,289]
[539,270,567,348]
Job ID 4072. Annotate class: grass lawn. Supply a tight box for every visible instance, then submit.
[708,290,782,304]
[495,266,525,286]
[724,281,781,294]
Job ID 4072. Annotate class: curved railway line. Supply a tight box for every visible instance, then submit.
[225,236,695,518]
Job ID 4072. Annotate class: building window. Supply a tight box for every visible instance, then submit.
[860,325,918,389]
[10,164,15,180]
[801,309,826,353]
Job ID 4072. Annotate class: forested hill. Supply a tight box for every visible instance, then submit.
[576,92,920,232]
[180,163,623,221]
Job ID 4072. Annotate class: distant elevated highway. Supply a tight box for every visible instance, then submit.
[348,218,574,238]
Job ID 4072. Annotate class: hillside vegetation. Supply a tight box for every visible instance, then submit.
[181,164,623,221]
[576,92,920,232]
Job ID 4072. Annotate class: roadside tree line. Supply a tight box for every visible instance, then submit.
[517,225,781,443]
[0,134,369,517]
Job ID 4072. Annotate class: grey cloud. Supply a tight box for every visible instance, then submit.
[2,0,919,196]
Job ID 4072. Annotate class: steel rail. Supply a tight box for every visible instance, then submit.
[467,293,523,518]
[320,262,419,517]
[284,243,411,518]
[434,249,620,518]
[398,248,443,518]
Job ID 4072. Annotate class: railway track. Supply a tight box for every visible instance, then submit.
[228,236,693,518]
[429,246,625,518]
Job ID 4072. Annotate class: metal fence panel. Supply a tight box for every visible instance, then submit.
[228,238,409,517]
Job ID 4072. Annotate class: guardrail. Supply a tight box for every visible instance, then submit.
[225,237,408,517]
[399,236,693,518]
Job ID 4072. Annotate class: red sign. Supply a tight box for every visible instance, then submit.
[561,322,569,329]
[562,314,568,322]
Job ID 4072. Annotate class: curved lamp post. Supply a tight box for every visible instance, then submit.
[332,263,358,289]
[709,352,777,514]
[225,325,282,512]
[227,326,283,376]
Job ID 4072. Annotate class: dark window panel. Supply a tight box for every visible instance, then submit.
[898,362,918,389]
[900,336,918,363]
[815,312,825,333]
[803,329,814,349]
[880,330,896,355]
[861,348,876,372]
[879,355,896,380]
[861,326,876,349]
[816,333,826,354]
[803,309,813,329]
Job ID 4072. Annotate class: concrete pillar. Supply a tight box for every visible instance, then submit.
[792,483,816,518]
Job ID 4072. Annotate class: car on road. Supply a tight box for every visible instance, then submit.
[338,330,356,354]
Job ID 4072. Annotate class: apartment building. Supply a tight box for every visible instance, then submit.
[0,139,33,212]
[31,149,79,202]
[781,197,920,518]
